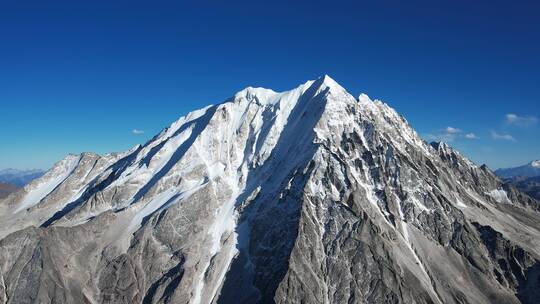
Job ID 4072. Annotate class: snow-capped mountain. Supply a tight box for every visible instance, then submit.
[495,160,540,178]
[0,168,44,187]
[1,76,539,304]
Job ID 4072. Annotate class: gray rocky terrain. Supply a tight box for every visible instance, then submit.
[0,183,18,199]
[0,76,539,304]
[501,176,540,201]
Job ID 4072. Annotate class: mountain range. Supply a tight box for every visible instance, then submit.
[0,168,44,187]
[496,161,540,201]
[495,161,540,179]
[0,76,539,304]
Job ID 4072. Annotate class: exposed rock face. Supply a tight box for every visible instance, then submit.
[502,176,540,201]
[0,76,539,304]
[0,183,18,199]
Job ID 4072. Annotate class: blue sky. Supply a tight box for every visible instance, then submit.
[0,0,538,170]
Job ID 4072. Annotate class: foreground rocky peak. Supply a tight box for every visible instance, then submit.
[1,76,539,304]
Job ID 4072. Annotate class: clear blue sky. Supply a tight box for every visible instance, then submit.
[0,0,538,170]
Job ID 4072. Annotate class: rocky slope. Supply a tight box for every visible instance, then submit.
[0,183,18,199]
[502,176,540,201]
[0,76,539,304]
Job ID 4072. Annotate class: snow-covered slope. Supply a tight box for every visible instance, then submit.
[0,76,539,304]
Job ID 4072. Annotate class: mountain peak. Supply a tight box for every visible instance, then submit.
[233,75,348,107]
[430,141,450,151]
[308,74,348,96]
[531,160,540,168]
[318,74,342,88]
[233,86,278,105]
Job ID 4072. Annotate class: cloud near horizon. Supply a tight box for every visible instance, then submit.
[132,129,145,135]
[505,113,538,127]
[426,126,477,142]
[490,130,515,141]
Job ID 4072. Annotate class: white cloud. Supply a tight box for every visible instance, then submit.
[445,126,461,134]
[426,133,455,142]
[464,133,478,139]
[505,113,537,127]
[132,129,145,135]
[426,126,470,142]
[490,130,515,141]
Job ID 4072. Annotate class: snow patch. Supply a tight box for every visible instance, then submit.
[14,155,80,213]
[486,189,511,204]
[455,199,467,208]
[394,194,441,304]
[191,191,240,304]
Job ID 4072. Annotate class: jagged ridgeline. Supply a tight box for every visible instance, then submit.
[0,76,539,304]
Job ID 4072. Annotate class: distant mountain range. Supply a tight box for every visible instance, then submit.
[0,168,45,187]
[495,160,540,178]
[496,161,540,200]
